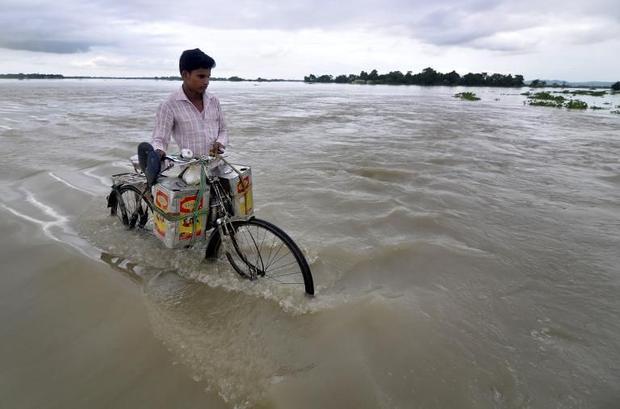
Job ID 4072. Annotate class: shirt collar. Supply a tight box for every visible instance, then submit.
[175,86,212,102]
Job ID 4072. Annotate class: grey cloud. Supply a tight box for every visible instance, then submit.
[0,2,121,53]
[401,0,620,52]
[1,0,618,55]
[0,40,92,54]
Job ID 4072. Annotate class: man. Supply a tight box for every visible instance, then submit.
[138,48,228,186]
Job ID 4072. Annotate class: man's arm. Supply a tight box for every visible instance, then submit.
[152,102,174,157]
[215,98,228,148]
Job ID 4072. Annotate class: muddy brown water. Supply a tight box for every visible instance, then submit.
[1,80,619,408]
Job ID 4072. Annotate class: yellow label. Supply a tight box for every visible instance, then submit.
[235,175,253,215]
[178,216,202,240]
[244,190,253,214]
[154,212,167,236]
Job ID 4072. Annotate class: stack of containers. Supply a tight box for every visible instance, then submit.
[152,177,209,248]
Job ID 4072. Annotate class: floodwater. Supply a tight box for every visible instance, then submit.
[1,79,619,408]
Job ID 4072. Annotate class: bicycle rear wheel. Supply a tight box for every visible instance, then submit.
[112,185,151,229]
[210,218,314,295]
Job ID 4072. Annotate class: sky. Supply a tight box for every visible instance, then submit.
[0,0,619,81]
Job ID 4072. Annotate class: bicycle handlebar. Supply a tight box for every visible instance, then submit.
[162,153,245,179]
[164,154,220,164]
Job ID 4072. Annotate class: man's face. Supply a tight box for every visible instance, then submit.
[182,68,211,94]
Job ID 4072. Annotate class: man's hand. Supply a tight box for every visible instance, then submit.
[210,142,225,155]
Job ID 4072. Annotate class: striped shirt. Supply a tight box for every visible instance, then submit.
[151,87,228,156]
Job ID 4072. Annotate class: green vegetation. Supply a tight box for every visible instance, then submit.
[527,92,564,107]
[305,67,524,87]
[565,99,588,109]
[555,89,606,97]
[0,73,64,79]
[0,73,292,82]
[529,100,563,108]
[529,79,552,88]
[454,92,481,101]
[527,80,615,89]
[590,106,605,110]
[530,92,566,103]
[582,90,606,96]
[526,92,592,110]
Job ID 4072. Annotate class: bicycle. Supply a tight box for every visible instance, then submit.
[106,153,314,296]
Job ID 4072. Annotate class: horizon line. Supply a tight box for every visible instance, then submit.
[0,73,616,86]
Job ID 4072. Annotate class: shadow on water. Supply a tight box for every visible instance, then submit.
[100,251,145,285]
[99,246,531,409]
[97,248,320,407]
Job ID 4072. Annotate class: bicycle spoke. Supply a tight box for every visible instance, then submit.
[264,277,304,284]
[264,235,287,270]
[265,247,296,271]
[238,226,264,274]
[249,226,265,271]
[264,263,302,277]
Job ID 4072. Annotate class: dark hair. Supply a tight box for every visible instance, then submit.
[179,48,216,74]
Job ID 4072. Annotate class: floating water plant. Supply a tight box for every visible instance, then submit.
[529,100,563,108]
[556,90,606,97]
[454,92,480,101]
[565,99,588,110]
[530,92,566,103]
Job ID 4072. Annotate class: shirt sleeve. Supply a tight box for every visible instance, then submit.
[151,101,173,152]
[215,99,229,147]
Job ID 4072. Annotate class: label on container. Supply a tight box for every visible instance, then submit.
[179,194,204,214]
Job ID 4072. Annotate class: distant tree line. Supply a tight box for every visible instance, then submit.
[0,73,64,79]
[528,79,573,88]
[224,76,288,82]
[0,73,290,82]
[304,67,525,87]
[529,79,551,88]
[530,79,620,90]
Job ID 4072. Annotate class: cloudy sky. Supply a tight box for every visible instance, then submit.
[1,0,619,81]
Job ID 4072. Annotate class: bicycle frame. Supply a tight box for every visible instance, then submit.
[108,153,315,294]
[111,154,252,248]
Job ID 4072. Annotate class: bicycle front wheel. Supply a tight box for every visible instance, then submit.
[213,218,314,295]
